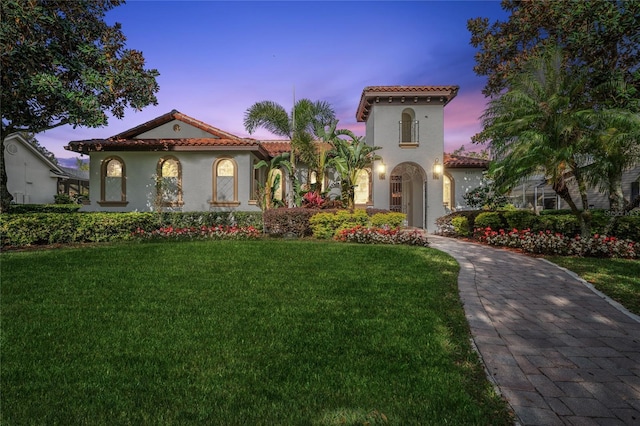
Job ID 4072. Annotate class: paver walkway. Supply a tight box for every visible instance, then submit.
[428,235,640,426]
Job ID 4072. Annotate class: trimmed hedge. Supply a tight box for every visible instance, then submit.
[8,204,81,214]
[0,211,264,247]
[437,209,640,241]
[309,210,407,239]
[263,208,324,237]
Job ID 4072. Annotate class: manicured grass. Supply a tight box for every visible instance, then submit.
[1,240,512,425]
[546,256,640,316]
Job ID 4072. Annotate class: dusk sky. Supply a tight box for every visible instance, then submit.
[38,0,508,162]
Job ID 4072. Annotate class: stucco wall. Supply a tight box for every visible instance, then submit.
[84,150,262,213]
[4,134,60,204]
[367,103,445,231]
[446,168,485,210]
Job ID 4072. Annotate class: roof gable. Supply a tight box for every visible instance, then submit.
[113,110,241,140]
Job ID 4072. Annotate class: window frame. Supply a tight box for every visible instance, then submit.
[156,156,184,207]
[211,157,240,207]
[98,156,128,206]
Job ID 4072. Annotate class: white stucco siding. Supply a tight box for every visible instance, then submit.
[446,169,485,210]
[367,103,445,230]
[85,151,261,212]
[136,120,219,139]
[4,134,60,204]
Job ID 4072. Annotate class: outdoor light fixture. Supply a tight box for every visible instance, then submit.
[432,158,443,180]
[377,160,387,180]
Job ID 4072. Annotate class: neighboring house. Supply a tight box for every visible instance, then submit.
[508,167,640,211]
[3,133,87,204]
[65,86,479,231]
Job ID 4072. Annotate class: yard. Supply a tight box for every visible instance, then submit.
[1,240,513,425]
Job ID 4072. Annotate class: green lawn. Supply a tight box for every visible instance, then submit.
[546,256,640,315]
[1,240,512,425]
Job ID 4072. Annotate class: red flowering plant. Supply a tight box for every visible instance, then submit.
[335,225,429,247]
[301,191,325,209]
[133,225,261,241]
[475,227,638,258]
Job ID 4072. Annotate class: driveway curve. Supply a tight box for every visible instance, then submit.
[429,235,640,426]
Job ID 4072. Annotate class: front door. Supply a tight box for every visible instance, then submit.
[390,163,426,228]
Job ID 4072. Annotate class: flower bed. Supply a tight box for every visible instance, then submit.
[476,227,638,258]
[133,225,261,241]
[335,225,429,247]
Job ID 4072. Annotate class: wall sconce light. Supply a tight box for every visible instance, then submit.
[377,160,387,180]
[432,158,443,180]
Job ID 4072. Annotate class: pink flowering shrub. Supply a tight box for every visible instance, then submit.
[335,225,429,247]
[132,225,261,241]
[476,227,638,258]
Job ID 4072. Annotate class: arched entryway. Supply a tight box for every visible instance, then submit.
[390,162,426,228]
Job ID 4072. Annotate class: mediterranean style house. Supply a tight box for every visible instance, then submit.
[4,133,88,205]
[65,86,488,231]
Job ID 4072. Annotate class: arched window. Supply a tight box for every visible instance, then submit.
[354,168,372,205]
[99,156,127,206]
[399,108,418,145]
[212,158,239,206]
[157,156,183,207]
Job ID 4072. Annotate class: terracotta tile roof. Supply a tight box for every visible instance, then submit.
[260,140,292,156]
[444,153,489,169]
[65,110,270,156]
[356,85,459,122]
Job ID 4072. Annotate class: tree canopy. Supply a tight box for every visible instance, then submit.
[1,0,159,211]
[468,0,639,111]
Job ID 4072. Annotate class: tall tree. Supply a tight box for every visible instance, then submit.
[468,0,639,109]
[0,0,159,211]
[243,99,335,206]
[477,49,596,237]
[469,0,640,227]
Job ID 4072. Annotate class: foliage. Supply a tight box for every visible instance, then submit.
[503,210,536,231]
[476,227,638,259]
[309,209,375,239]
[451,144,489,160]
[462,178,508,210]
[335,226,429,247]
[474,212,505,231]
[468,0,640,106]
[369,212,406,228]
[451,216,470,237]
[262,207,321,237]
[1,241,512,424]
[301,191,324,208]
[0,0,159,212]
[244,99,335,205]
[435,211,483,237]
[132,225,260,241]
[1,211,264,247]
[328,134,381,209]
[8,204,81,213]
[53,194,74,204]
[254,153,291,210]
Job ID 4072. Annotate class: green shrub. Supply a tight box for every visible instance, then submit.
[435,211,483,236]
[369,212,406,228]
[503,210,536,230]
[309,209,369,239]
[451,216,470,237]
[54,194,74,204]
[9,204,81,213]
[263,208,323,237]
[474,212,505,231]
[155,211,263,230]
[611,215,640,241]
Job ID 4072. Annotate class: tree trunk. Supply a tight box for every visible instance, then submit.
[0,135,14,212]
[552,178,591,238]
[604,172,625,235]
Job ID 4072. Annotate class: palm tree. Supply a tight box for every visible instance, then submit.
[329,133,381,209]
[312,120,354,196]
[254,153,292,211]
[244,99,335,206]
[477,47,595,236]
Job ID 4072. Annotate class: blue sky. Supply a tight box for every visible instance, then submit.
[38,0,508,161]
